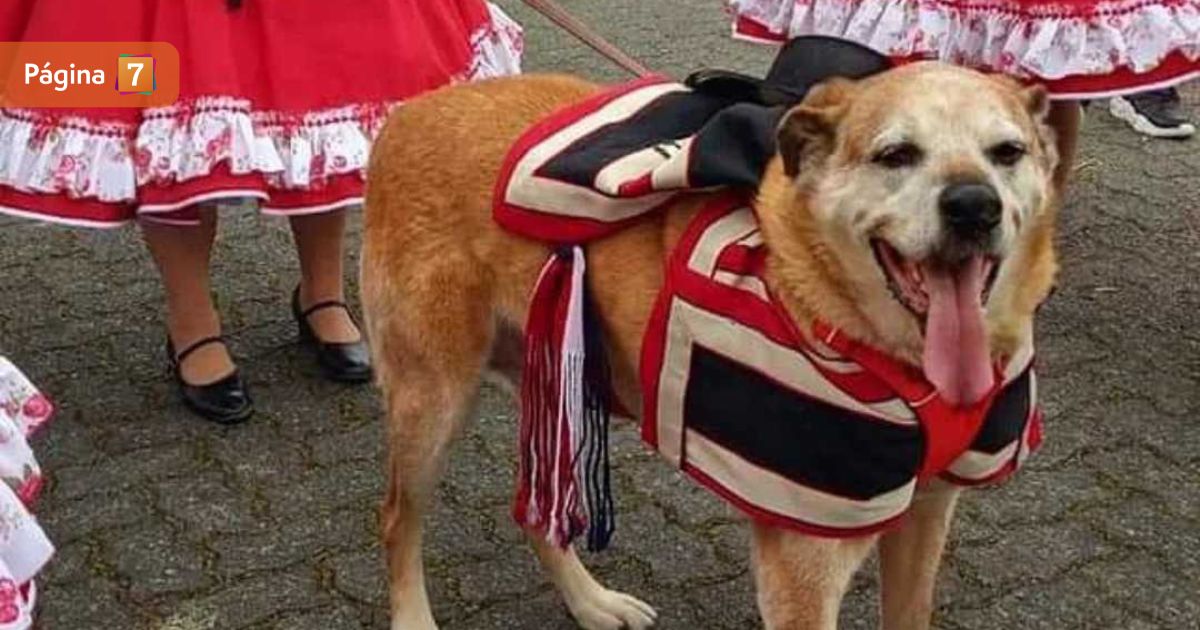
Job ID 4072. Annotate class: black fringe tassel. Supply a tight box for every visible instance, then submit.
[578,280,615,551]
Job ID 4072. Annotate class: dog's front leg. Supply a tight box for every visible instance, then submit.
[528,534,658,629]
[752,524,876,629]
[878,483,961,630]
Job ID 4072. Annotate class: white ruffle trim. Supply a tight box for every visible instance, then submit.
[730,0,1200,80]
[0,2,523,205]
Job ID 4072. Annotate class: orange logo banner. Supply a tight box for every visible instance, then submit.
[0,41,180,108]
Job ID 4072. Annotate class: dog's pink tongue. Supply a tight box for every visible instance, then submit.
[922,256,994,407]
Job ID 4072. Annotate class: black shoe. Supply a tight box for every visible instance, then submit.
[1110,89,1196,139]
[166,336,254,424]
[292,286,373,383]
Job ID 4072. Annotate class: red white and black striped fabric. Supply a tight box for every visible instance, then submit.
[494,77,782,244]
[640,195,1043,537]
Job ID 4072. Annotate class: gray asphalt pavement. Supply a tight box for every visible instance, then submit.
[0,1,1197,628]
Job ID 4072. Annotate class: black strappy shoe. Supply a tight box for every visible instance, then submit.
[292,286,373,383]
[166,336,254,424]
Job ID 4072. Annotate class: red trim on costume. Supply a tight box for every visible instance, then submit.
[638,251,678,451]
[617,172,655,198]
[682,462,909,539]
[493,75,677,244]
[811,321,1006,479]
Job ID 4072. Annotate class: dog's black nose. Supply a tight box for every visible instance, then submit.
[939,182,1001,239]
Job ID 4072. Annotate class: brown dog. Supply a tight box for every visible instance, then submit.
[361,62,1059,629]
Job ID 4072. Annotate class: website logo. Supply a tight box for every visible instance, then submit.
[1,42,179,108]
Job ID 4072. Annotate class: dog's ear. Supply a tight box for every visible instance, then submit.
[776,78,855,178]
[1006,82,1057,167]
[1021,85,1049,121]
[1022,85,1049,119]
[1022,84,1059,173]
[989,75,1050,121]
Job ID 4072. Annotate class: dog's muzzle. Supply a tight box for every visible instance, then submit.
[936,181,1002,265]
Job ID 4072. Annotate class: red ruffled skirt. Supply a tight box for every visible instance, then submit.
[0,0,523,227]
[728,0,1200,98]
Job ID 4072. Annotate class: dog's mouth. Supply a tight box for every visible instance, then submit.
[871,240,1001,408]
[871,241,999,318]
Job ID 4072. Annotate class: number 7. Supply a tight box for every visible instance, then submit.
[128,62,144,86]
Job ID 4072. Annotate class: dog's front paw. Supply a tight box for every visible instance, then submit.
[566,587,657,630]
[390,607,438,630]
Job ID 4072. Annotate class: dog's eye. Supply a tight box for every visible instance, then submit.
[872,143,923,169]
[988,141,1027,166]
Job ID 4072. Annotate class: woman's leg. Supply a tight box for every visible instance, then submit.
[289,209,362,343]
[1048,101,1082,193]
[140,207,234,384]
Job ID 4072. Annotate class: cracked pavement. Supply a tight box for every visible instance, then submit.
[0,1,1197,628]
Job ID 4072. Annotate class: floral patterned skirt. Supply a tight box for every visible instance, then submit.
[0,0,524,228]
[0,357,53,630]
[728,0,1200,99]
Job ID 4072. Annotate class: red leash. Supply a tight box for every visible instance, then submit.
[519,0,656,78]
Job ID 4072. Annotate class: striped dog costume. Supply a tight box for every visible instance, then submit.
[495,44,1043,550]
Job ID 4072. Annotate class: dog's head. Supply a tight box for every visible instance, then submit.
[761,62,1058,407]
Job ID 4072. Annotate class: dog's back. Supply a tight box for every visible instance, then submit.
[361,75,595,386]
[363,74,598,290]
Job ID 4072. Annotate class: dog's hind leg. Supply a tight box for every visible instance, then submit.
[878,483,961,630]
[528,535,658,630]
[368,259,496,630]
[458,316,658,629]
[381,388,475,630]
[482,307,656,630]
[752,525,876,629]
